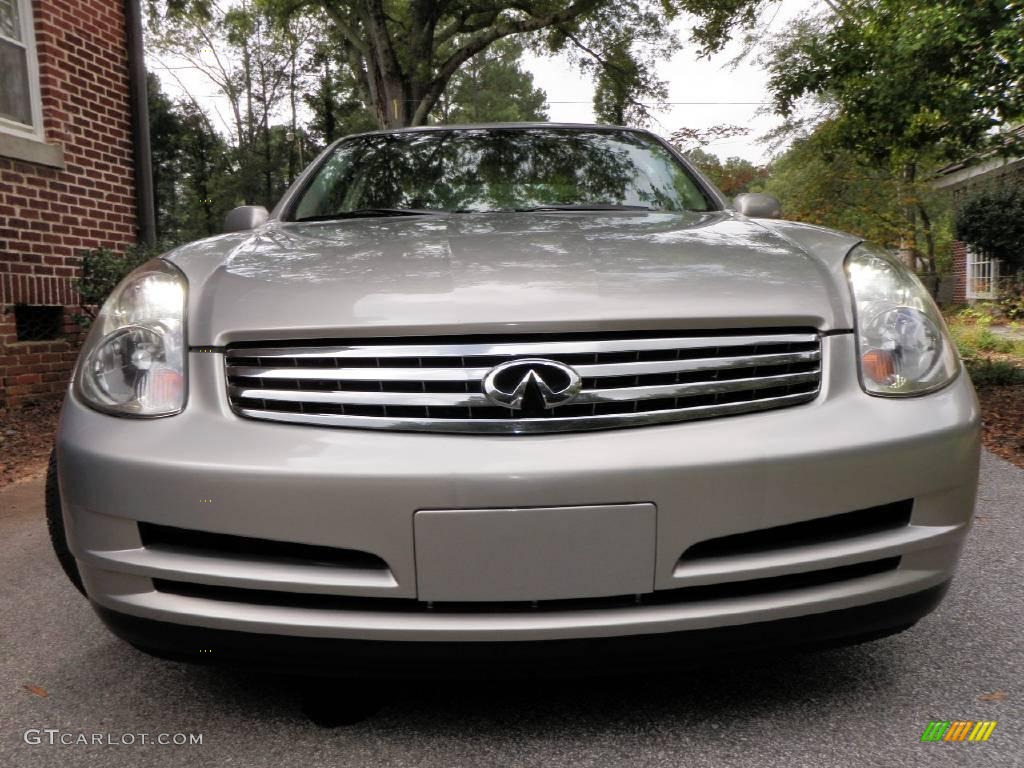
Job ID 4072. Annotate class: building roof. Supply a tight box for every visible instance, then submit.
[933,126,1024,191]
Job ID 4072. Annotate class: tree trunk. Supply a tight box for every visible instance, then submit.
[898,162,918,268]
[321,60,336,143]
[241,42,256,204]
[917,203,935,273]
[288,46,299,183]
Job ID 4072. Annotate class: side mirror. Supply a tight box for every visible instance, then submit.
[733,193,782,219]
[223,205,269,233]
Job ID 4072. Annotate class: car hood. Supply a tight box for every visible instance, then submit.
[168,211,860,346]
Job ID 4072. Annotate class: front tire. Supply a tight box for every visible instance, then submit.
[45,449,86,597]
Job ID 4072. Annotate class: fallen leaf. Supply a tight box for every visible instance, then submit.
[23,684,48,698]
[976,384,1024,471]
[977,691,1008,702]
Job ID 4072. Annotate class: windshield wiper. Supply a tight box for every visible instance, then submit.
[296,208,447,222]
[512,203,655,213]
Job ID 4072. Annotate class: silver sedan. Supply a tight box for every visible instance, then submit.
[49,124,979,676]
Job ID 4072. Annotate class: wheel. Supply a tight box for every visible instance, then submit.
[45,448,87,597]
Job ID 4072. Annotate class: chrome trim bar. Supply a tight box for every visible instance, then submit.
[229,370,820,409]
[571,371,820,404]
[228,365,485,382]
[233,390,820,434]
[227,332,819,360]
[226,350,820,383]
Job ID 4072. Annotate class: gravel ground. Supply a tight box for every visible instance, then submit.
[0,452,1021,768]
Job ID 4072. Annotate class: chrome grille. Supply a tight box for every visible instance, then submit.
[224,330,822,434]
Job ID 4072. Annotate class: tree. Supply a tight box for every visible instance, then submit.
[956,183,1024,273]
[685,149,769,198]
[214,0,761,129]
[761,0,1024,264]
[766,1,1024,165]
[146,69,238,244]
[146,73,185,241]
[438,39,547,124]
[760,124,954,273]
[175,102,237,238]
[148,0,305,206]
[304,35,378,145]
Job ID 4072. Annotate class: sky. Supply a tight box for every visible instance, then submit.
[148,0,819,165]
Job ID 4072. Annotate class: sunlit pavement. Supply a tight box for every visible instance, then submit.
[1,452,1021,767]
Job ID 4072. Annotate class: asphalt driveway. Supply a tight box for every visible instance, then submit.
[1,452,1021,767]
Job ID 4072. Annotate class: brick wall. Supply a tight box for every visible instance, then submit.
[0,0,136,408]
[951,240,967,304]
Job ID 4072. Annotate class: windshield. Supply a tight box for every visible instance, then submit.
[289,128,714,220]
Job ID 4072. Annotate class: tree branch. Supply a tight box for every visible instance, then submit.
[413,0,601,124]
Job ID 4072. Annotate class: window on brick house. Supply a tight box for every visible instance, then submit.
[15,305,63,342]
[0,0,43,138]
[966,247,1000,301]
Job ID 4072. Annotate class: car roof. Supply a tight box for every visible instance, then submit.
[342,122,654,140]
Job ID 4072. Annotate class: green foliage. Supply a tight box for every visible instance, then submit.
[998,294,1024,323]
[764,1,1024,167]
[955,297,1024,326]
[566,6,672,127]
[964,358,1024,387]
[948,315,1024,361]
[303,49,377,145]
[148,0,322,213]
[686,148,769,197]
[760,125,954,268]
[976,329,1007,353]
[956,304,996,327]
[74,245,163,322]
[147,75,239,243]
[955,184,1024,272]
[248,0,760,128]
[759,1,1024,270]
[438,40,547,124]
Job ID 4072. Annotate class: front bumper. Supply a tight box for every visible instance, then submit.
[93,581,950,677]
[56,334,980,648]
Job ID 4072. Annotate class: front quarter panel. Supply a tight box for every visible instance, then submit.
[750,218,862,329]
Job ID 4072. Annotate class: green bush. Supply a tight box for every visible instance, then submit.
[975,329,1004,352]
[965,358,1024,387]
[955,184,1024,272]
[955,304,993,326]
[997,293,1024,322]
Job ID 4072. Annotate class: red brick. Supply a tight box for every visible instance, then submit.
[0,0,136,408]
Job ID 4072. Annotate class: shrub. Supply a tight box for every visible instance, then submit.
[949,322,1021,359]
[956,304,995,326]
[965,358,1024,387]
[955,184,1024,272]
[970,331,1011,354]
[997,293,1024,322]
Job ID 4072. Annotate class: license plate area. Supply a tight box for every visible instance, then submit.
[414,504,656,602]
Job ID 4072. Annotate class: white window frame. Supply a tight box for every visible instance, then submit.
[0,0,45,141]
[966,246,1000,301]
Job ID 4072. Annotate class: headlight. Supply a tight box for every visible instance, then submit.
[75,258,187,416]
[845,243,958,396]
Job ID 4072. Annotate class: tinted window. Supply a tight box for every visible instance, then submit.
[292,128,712,219]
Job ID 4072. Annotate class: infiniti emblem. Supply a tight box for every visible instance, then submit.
[482,358,583,412]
